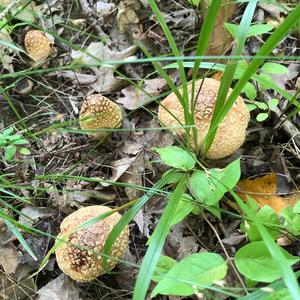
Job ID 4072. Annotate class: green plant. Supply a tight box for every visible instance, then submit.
[99,2,300,299]
[0,127,31,161]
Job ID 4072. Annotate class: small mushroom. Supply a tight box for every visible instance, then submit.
[14,78,33,95]
[158,78,250,159]
[24,30,54,61]
[55,205,129,282]
[79,94,123,139]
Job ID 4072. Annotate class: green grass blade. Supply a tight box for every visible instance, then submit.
[203,0,258,156]
[148,0,191,141]
[190,0,222,152]
[133,177,186,300]
[206,3,300,141]
[102,171,182,269]
[5,219,37,261]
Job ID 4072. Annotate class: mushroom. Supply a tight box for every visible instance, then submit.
[79,94,123,139]
[158,78,250,159]
[24,30,54,61]
[14,78,33,95]
[55,205,129,282]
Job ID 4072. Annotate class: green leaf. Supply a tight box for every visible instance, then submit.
[244,206,280,242]
[151,253,227,297]
[255,102,268,110]
[261,62,289,75]
[256,112,269,122]
[19,148,31,155]
[257,73,274,90]
[133,177,186,299]
[170,194,196,226]
[2,127,14,136]
[235,241,299,283]
[246,104,257,112]
[189,159,241,206]
[4,145,17,160]
[13,139,29,145]
[155,146,196,171]
[153,255,177,282]
[268,98,279,111]
[264,288,291,300]
[225,23,273,39]
[242,82,257,100]
[293,200,300,214]
[187,0,201,7]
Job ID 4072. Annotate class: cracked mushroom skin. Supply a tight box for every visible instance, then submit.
[79,94,123,139]
[24,30,54,61]
[55,205,129,282]
[158,78,250,159]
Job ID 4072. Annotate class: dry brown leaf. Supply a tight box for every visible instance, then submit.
[236,173,299,213]
[117,77,167,110]
[71,42,137,92]
[201,0,235,55]
[0,246,21,274]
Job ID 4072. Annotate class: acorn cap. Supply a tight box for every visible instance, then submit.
[79,94,123,139]
[55,205,129,282]
[158,78,250,159]
[24,30,54,61]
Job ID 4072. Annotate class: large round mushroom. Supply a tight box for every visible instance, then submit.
[24,30,54,61]
[55,205,129,282]
[79,94,123,139]
[158,78,250,159]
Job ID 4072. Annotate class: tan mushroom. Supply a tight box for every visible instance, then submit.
[24,30,54,61]
[158,78,250,159]
[79,94,123,139]
[55,205,129,282]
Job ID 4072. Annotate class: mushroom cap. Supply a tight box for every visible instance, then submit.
[158,78,250,159]
[24,30,53,61]
[55,205,129,282]
[79,94,123,139]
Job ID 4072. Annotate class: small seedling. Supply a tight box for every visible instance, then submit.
[0,127,31,161]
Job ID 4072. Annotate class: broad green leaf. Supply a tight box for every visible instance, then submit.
[170,194,196,226]
[189,159,241,205]
[225,23,273,39]
[242,82,257,100]
[14,139,29,145]
[19,148,31,155]
[268,98,279,111]
[2,127,14,136]
[246,104,257,112]
[264,288,291,300]
[293,200,300,214]
[187,0,201,7]
[257,73,274,90]
[255,102,268,110]
[4,145,17,160]
[151,253,227,297]
[235,241,299,283]
[152,255,177,282]
[155,146,196,171]
[261,62,288,75]
[245,205,280,241]
[256,112,269,122]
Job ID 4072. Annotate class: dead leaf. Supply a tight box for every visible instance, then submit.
[0,246,21,274]
[71,42,137,92]
[94,1,115,17]
[201,0,235,55]
[117,0,142,36]
[117,77,167,110]
[161,9,197,30]
[258,1,289,19]
[36,274,82,300]
[121,153,144,200]
[236,173,300,213]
